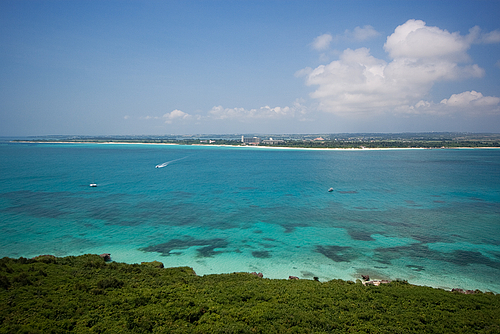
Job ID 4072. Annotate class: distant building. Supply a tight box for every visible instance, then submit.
[241,136,261,145]
[262,138,284,145]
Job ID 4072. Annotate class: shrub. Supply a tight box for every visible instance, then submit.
[96,277,124,289]
[0,274,10,290]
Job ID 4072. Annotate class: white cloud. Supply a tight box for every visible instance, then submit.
[311,26,380,52]
[208,105,294,120]
[395,91,500,116]
[467,26,500,44]
[300,19,498,117]
[139,100,310,128]
[312,33,333,51]
[481,30,500,43]
[348,25,380,41]
[384,19,470,61]
[162,109,191,124]
[303,47,391,115]
[440,91,500,108]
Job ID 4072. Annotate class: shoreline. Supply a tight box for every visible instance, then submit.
[11,140,500,151]
[21,252,497,294]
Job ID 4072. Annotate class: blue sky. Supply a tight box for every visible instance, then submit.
[1,0,500,136]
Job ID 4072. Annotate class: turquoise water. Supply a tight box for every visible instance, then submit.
[1,142,500,292]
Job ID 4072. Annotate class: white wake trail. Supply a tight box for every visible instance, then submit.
[155,156,188,168]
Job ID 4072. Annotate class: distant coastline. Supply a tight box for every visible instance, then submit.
[9,132,500,149]
[11,139,500,150]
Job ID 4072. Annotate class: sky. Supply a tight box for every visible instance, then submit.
[1,0,500,136]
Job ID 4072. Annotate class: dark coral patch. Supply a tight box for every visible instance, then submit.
[300,271,315,278]
[140,237,228,258]
[316,245,358,262]
[492,252,500,261]
[374,243,442,263]
[347,229,375,241]
[449,250,500,269]
[410,234,446,243]
[210,221,239,230]
[252,251,271,258]
[353,206,378,210]
[84,223,98,229]
[168,191,194,198]
[375,243,500,270]
[197,245,225,258]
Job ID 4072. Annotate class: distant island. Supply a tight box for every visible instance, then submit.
[12,132,500,149]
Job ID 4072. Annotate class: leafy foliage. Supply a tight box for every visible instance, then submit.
[1,255,500,333]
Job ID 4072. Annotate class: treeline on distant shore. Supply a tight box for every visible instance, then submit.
[267,140,500,149]
[12,133,500,149]
[1,254,500,333]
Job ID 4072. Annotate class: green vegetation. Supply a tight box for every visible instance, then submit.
[1,255,500,333]
[12,132,500,149]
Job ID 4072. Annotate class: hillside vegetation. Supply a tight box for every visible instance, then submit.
[1,255,499,333]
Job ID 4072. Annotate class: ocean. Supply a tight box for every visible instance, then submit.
[1,141,499,292]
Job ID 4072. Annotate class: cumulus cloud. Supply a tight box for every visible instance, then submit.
[300,19,499,117]
[347,25,380,41]
[311,26,380,52]
[384,19,470,61]
[440,91,500,108]
[467,26,500,44]
[208,105,294,120]
[303,48,391,115]
[139,100,309,128]
[312,33,333,51]
[481,30,500,43]
[162,109,191,124]
[394,91,500,116]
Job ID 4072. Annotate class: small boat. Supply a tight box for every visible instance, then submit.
[328,188,333,192]
[90,173,97,187]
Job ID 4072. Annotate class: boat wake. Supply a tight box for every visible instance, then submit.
[155,156,188,168]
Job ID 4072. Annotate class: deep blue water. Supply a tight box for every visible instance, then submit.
[1,142,500,292]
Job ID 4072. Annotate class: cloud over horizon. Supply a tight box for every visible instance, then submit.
[300,19,500,118]
[163,109,192,124]
[134,19,500,133]
[2,0,500,136]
